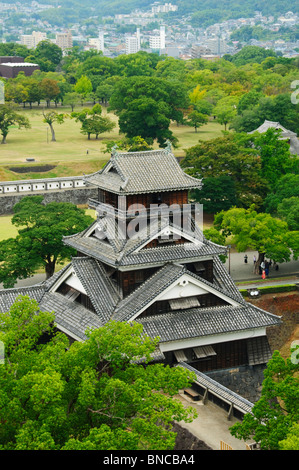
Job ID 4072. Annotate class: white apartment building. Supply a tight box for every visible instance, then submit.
[151,3,178,13]
[149,26,165,50]
[56,31,73,51]
[20,31,47,48]
[88,32,105,53]
[125,28,141,54]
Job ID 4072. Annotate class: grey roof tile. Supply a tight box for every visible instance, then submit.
[113,263,185,321]
[84,148,202,194]
[113,260,246,323]
[39,292,102,341]
[63,217,226,269]
[136,303,282,344]
[71,257,120,323]
[0,285,45,313]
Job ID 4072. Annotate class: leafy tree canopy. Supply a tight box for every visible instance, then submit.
[0,296,197,450]
[213,205,299,271]
[71,103,115,140]
[0,104,30,144]
[230,346,299,450]
[0,196,94,287]
[181,133,267,208]
[277,196,299,231]
[263,174,299,214]
[253,128,299,187]
[225,45,277,66]
[109,76,189,146]
[191,176,238,214]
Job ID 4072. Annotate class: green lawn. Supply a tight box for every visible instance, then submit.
[0,208,96,242]
[0,215,19,241]
[0,105,224,181]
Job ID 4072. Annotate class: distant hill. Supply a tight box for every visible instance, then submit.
[3,0,297,28]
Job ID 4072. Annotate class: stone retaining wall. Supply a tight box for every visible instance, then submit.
[206,364,266,403]
[0,187,98,214]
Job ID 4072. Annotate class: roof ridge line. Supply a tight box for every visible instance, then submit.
[114,263,184,314]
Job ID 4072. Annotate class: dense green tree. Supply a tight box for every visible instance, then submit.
[263,174,299,214]
[232,94,299,134]
[228,45,277,66]
[39,78,61,107]
[236,89,263,115]
[71,104,115,140]
[104,136,153,154]
[186,109,208,132]
[4,81,28,106]
[277,197,299,231]
[78,56,118,89]
[155,56,186,81]
[182,133,267,208]
[253,128,299,187]
[230,347,299,450]
[74,75,93,101]
[63,91,81,111]
[0,105,30,144]
[191,176,237,213]
[109,76,189,146]
[42,110,66,142]
[24,77,43,108]
[213,96,238,130]
[279,423,299,450]
[95,82,114,105]
[0,296,197,450]
[114,51,159,77]
[214,206,299,273]
[0,42,31,58]
[34,40,63,72]
[0,196,93,286]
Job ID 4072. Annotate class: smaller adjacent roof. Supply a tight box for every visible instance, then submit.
[178,363,254,416]
[84,147,202,195]
[249,120,299,155]
[249,120,297,137]
[1,62,39,67]
[0,285,45,313]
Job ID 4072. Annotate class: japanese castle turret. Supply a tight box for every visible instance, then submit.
[0,145,281,390]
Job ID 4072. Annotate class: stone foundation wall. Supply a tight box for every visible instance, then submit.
[205,364,266,403]
[0,187,98,214]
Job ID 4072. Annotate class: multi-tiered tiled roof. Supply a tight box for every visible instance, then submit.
[84,146,203,194]
[0,147,281,371]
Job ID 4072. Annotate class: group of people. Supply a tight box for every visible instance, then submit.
[244,254,279,279]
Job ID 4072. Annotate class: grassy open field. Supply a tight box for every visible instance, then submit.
[0,214,19,240]
[0,104,224,181]
[0,208,97,242]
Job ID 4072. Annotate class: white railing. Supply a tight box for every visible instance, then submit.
[0,176,86,195]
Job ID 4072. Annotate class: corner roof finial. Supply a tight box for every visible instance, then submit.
[111,144,119,157]
[165,139,172,153]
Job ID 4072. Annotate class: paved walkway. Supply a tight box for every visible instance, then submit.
[224,250,298,285]
[176,393,252,450]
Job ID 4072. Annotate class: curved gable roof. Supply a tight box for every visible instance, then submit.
[84,148,202,194]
